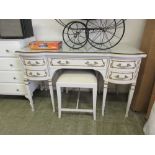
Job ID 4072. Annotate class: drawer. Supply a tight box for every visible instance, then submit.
[110,59,137,69]
[0,49,16,57]
[0,58,22,70]
[0,71,24,83]
[109,72,133,81]
[24,59,46,66]
[51,59,106,67]
[26,70,48,77]
[0,83,26,95]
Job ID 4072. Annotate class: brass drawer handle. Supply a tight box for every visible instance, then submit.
[117,63,131,68]
[35,72,47,77]
[28,71,47,77]
[35,61,40,65]
[57,60,69,65]
[27,60,44,66]
[115,75,128,80]
[36,72,40,76]
[85,61,99,66]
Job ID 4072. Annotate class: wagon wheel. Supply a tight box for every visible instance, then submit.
[86,19,125,50]
[55,19,88,27]
[62,21,88,49]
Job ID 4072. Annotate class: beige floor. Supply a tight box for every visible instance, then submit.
[0,90,146,135]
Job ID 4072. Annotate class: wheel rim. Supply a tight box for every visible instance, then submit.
[62,21,88,49]
[87,19,125,50]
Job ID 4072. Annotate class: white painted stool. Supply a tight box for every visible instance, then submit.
[56,70,97,120]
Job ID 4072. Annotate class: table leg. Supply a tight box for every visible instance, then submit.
[102,81,108,116]
[48,80,55,112]
[93,87,97,120]
[125,84,136,117]
[25,80,34,112]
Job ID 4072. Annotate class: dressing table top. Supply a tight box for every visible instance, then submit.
[16,44,146,58]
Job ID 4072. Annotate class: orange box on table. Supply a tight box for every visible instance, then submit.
[29,41,62,50]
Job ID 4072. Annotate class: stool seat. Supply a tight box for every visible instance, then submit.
[56,70,97,120]
[57,70,97,87]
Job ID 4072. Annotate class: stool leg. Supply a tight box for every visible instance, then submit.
[66,88,69,94]
[57,86,62,118]
[93,87,97,120]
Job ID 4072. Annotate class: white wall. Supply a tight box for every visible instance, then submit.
[32,19,146,48]
[122,19,146,48]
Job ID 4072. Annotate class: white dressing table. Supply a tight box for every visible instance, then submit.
[16,44,146,117]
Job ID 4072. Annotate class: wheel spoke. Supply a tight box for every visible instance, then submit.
[104,32,112,47]
[100,20,105,28]
[106,20,115,28]
[106,30,120,39]
[90,31,100,42]
[105,20,108,27]
[116,20,123,26]
[101,32,105,43]
[88,20,100,28]
[64,32,74,35]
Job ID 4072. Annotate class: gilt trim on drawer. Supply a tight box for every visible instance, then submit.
[50,59,106,67]
[110,60,137,69]
[109,72,134,81]
[26,69,48,77]
[24,59,46,66]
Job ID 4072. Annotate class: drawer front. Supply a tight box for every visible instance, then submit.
[0,58,22,70]
[24,59,46,66]
[0,83,26,95]
[109,72,133,81]
[26,70,48,78]
[0,71,24,83]
[51,59,106,67]
[110,59,137,69]
[0,49,16,57]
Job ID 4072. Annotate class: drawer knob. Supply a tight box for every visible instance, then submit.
[13,77,16,80]
[6,49,10,53]
[16,89,19,92]
[10,64,13,67]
